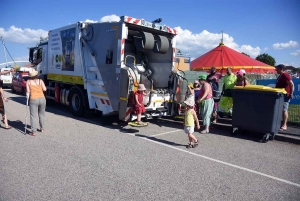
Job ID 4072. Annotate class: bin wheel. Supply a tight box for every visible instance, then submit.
[270,134,276,141]
[232,127,238,136]
[262,134,270,143]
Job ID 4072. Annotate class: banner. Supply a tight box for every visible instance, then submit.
[49,27,75,71]
[256,79,300,104]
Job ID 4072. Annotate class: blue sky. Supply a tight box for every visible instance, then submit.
[0,0,299,67]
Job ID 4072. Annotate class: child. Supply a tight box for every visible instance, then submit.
[183,98,200,148]
[133,84,151,125]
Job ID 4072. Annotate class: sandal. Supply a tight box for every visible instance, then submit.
[279,127,287,131]
[5,126,12,129]
[201,130,209,134]
[194,140,199,148]
[29,132,36,136]
[186,143,193,149]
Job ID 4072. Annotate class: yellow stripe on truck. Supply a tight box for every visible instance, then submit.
[120,97,127,101]
[91,92,108,97]
[47,74,84,85]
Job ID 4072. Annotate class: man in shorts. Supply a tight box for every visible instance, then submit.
[275,64,294,131]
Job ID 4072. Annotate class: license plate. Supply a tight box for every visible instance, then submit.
[3,80,10,83]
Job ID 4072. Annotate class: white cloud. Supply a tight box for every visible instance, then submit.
[272,40,299,50]
[100,14,120,22]
[14,56,29,61]
[291,50,300,56]
[238,45,261,58]
[263,47,268,51]
[0,26,48,44]
[175,27,261,59]
[85,19,98,23]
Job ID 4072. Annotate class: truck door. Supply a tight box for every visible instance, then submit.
[35,45,48,75]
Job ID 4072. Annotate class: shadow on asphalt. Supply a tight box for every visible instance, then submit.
[7,93,295,143]
[135,134,186,147]
[148,117,268,143]
[1,119,28,135]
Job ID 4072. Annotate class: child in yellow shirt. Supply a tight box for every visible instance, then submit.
[183,98,200,148]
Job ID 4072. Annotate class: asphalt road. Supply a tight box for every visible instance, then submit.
[1,89,300,201]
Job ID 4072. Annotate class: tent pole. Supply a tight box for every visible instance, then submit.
[221,31,224,74]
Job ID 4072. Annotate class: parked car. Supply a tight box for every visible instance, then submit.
[11,71,29,95]
[0,67,13,88]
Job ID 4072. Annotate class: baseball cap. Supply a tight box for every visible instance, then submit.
[276,64,285,70]
[198,74,207,80]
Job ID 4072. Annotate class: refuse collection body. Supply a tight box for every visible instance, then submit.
[231,85,286,143]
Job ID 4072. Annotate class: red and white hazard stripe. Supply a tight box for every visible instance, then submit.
[124,17,142,25]
[121,38,125,63]
[123,107,131,121]
[100,99,110,106]
[123,16,177,35]
[167,27,177,35]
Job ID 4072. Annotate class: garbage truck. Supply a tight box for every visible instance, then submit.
[28,16,188,122]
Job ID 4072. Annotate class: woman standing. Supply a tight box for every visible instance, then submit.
[26,69,47,136]
[197,74,214,134]
[235,70,250,86]
[0,68,15,129]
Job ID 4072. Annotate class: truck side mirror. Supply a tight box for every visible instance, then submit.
[29,48,34,63]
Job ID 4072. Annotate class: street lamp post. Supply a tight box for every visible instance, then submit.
[1,36,8,67]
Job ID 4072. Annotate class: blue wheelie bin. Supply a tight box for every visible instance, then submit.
[231,85,286,143]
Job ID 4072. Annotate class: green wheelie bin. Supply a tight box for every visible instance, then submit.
[231,85,286,143]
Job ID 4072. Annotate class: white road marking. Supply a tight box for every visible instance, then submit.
[133,134,300,188]
[150,129,181,137]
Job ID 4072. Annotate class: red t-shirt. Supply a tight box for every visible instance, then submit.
[275,72,292,95]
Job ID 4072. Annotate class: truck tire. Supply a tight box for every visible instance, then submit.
[68,86,86,117]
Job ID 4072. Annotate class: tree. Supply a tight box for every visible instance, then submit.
[255,53,276,66]
[177,49,182,54]
[241,52,250,57]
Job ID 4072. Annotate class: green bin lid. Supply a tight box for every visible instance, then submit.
[233,85,287,94]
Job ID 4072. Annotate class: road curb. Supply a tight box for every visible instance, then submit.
[211,122,300,145]
[275,134,300,144]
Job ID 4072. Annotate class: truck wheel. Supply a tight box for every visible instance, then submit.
[69,87,86,117]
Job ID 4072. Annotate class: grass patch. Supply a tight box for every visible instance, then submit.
[288,104,300,126]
